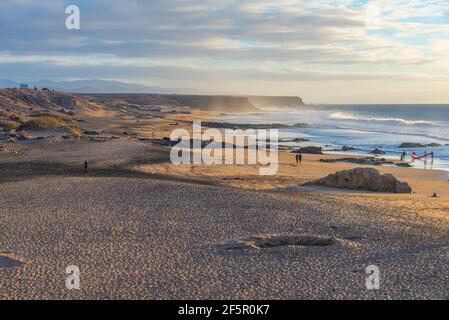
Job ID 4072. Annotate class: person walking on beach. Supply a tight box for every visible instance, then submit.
[401,150,407,161]
[84,160,89,174]
[295,152,302,165]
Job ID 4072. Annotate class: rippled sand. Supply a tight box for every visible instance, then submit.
[1,139,448,299]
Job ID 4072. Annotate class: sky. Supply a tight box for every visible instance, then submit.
[1,0,449,103]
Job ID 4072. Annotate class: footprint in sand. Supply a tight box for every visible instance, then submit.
[0,253,24,269]
[221,234,337,252]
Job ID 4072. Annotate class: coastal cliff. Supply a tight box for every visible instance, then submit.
[169,95,258,112]
[0,89,305,116]
[247,96,304,108]
[85,93,305,112]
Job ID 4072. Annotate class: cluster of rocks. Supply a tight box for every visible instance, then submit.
[399,142,448,148]
[320,157,412,168]
[292,138,310,142]
[327,146,358,152]
[201,121,294,130]
[0,132,30,143]
[142,137,206,147]
[200,121,310,131]
[141,138,171,146]
[87,135,119,142]
[305,168,413,193]
[146,137,266,149]
[80,129,120,142]
[320,157,393,166]
[371,148,386,155]
[293,146,389,155]
[341,146,358,152]
[279,137,310,143]
[83,130,101,136]
[0,129,109,143]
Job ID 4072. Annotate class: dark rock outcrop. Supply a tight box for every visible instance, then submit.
[202,121,294,130]
[304,168,412,193]
[83,130,100,135]
[399,142,442,148]
[86,93,259,112]
[372,148,386,155]
[296,146,323,154]
[320,157,394,166]
[321,157,412,168]
[84,93,306,113]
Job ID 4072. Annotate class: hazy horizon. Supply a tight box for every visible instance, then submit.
[1,1,449,104]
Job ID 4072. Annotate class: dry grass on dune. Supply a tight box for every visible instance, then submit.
[18,116,67,130]
[17,116,81,137]
[8,114,25,124]
[0,120,20,130]
[0,110,26,125]
[29,111,66,118]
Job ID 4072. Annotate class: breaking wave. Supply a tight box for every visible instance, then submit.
[329,112,441,127]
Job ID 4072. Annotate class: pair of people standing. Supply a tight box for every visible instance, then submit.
[295,152,302,165]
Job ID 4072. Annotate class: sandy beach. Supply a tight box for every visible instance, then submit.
[3,1,449,304]
[1,92,448,300]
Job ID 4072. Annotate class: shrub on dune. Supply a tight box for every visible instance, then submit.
[9,114,25,124]
[67,126,82,138]
[18,116,67,131]
[0,120,20,130]
[18,116,80,138]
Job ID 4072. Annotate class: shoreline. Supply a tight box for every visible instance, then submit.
[210,107,449,171]
[199,111,449,179]
[135,149,449,194]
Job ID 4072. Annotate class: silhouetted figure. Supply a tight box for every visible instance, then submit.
[401,150,407,161]
[295,152,302,165]
[84,160,89,174]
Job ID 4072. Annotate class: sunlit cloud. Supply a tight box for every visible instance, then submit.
[0,0,448,102]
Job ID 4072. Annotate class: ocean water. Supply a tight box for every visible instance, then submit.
[217,104,449,172]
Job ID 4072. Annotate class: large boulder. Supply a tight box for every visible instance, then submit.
[305,168,412,193]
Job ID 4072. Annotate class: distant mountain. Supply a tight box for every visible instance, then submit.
[0,79,181,94]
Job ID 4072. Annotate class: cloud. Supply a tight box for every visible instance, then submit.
[0,0,448,102]
[2,58,447,83]
[0,0,437,64]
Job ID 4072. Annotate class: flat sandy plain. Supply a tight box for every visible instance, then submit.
[1,105,448,300]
